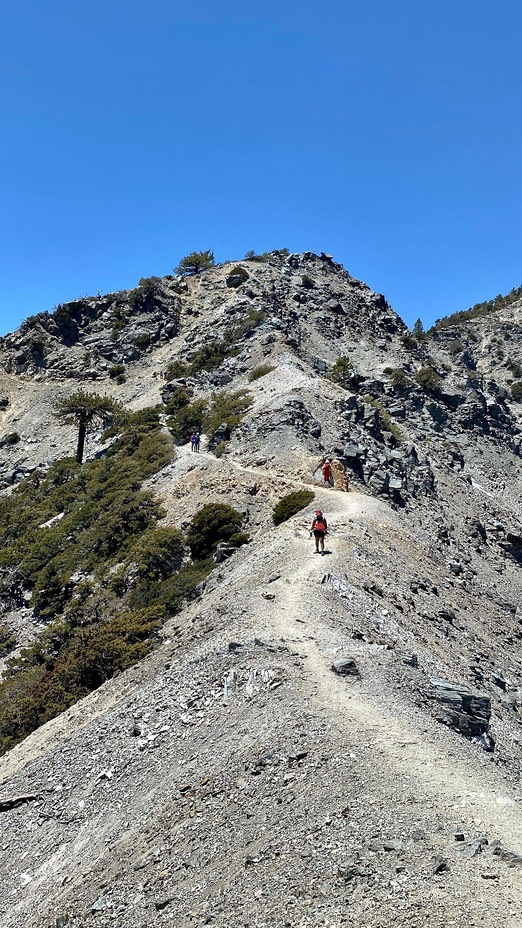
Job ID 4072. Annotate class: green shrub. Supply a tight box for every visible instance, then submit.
[125,527,184,581]
[0,625,16,658]
[184,309,266,376]
[0,605,164,754]
[387,368,412,388]
[168,398,207,444]
[186,504,244,560]
[165,360,189,380]
[363,396,405,442]
[414,366,441,392]
[132,333,150,349]
[110,304,130,338]
[204,389,252,437]
[507,359,522,378]
[109,364,126,379]
[272,490,315,526]
[329,356,353,389]
[0,432,21,447]
[167,389,252,446]
[248,364,275,382]
[401,334,418,349]
[447,339,464,355]
[430,283,522,332]
[214,440,230,458]
[301,274,314,288]
[510,381,522,402]
[226,265,249,287]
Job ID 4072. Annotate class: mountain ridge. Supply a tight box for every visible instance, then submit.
[1,252,522,926]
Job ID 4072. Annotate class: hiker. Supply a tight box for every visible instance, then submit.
[194,431,201,452]
[310,509,327,554]
[189,432,196,451]
[322,458,333,486]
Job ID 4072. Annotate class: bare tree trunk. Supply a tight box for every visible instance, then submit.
[76,423,86,464]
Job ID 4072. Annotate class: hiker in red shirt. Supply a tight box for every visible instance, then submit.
[310,510,327,554]
[322,458,333,486]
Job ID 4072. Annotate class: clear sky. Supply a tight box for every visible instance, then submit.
[1,0,521,336]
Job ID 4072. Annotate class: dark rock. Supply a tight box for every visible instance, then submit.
[431,856,449,875]
[154,895,174,911]
[428,678,491,738]
[0,793,39,813]
[401,653,418,668]
[331,658,359,676]
[455,835,488,858]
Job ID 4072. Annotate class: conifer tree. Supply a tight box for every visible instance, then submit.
[54,391,124,464]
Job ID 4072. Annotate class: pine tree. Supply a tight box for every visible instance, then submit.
[175,250,215,276]
[54,391,124,464]
[412,318,425,338]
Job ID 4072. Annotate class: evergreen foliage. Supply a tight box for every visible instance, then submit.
[166,388,252,445]
[175,250,215,276]
[186,504,245,560]
[272,490,315,525]
[510,381,522,402]
[0,407,225,753]
[54,391,125,463]
[248,364,276,382]
[328,356,353,389]
[414,366,442,392]
[430,284,522,331]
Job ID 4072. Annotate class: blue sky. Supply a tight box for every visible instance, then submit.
[1,0,521,335]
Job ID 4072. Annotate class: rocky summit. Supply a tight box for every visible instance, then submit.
[1,251,522,928]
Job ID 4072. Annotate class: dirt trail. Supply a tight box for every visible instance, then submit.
[262,491,522,856]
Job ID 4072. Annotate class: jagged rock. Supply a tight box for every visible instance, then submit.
[331,658,359,676]
[428,678,491,737]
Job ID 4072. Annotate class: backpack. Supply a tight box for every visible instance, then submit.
[314,517,326,532]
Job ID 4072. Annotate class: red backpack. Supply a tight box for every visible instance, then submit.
[314,516,326,532]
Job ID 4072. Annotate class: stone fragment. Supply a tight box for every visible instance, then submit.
[331,658,359,676]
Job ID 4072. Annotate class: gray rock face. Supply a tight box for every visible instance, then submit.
[428,678,491,738]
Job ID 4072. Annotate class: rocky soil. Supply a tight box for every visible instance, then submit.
[1,252,522,926]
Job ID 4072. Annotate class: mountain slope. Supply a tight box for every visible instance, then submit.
[1,252,522,927]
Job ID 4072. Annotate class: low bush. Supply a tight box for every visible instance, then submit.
[204,389,252,437]
[414,366,441,392]
[0,432,21,447]
[272,490,315,526]
[387,368,413,388]
[329,356,353,389]
[165,360,189,380]
[430,283,522,332]
[0,625,16,658]
[248,364,275,382]
[186,503,245,560]
[510,381,522,402]
[109,364,126,380]
[507,359,522,378]
[167,389,252,446]
[214,440,229,458]
[132,333,150,349]
[0,605,164,754]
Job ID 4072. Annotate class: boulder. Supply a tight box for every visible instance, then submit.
[331,658,359,676]
[428,678,491,738]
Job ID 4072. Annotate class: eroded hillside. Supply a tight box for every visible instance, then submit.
[1,252,522,927]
